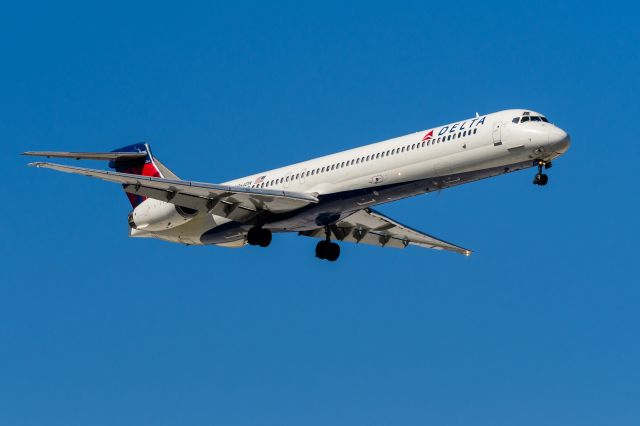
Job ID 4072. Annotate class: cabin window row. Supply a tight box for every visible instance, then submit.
[252,128,478,188]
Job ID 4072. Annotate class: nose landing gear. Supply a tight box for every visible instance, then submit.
[315,227,340,261]
[247,226,272,247]
[533,160,552,186]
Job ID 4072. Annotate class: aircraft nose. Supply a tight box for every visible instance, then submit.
[549,127,571,154]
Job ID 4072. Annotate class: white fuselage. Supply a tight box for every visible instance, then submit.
[227,109,569,196]
[137,109,570,245]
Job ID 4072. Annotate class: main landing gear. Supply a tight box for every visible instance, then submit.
[533,160,552,186]
[247,226,272,247]
[316,228,340,262]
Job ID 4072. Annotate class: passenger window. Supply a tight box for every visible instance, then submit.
[458,132,461,138]
[421,141,425,147]
[473,129,478,134]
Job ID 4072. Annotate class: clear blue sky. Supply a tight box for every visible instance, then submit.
[1,1,639,425]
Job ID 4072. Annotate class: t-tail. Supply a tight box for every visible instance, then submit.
[109,143,163,207]
[23,142,180,207]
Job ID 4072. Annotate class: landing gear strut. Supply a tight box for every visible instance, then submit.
[533,160,551,186]
[316,227,340,261]
[247,226,272,247]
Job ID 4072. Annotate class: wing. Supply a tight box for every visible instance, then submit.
[29,162,318,222]
[300,208,471,255]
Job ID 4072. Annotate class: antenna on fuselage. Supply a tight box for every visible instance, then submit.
[475,112,480,118]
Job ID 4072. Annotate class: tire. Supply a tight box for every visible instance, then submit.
[326,243,340,262]
[533,173,542,185]
[315,240,329,259]
[247,227,260,245]
[258,228,272,247]
[539,174,549,186]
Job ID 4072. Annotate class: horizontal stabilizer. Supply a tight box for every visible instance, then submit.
[23,151,148,161]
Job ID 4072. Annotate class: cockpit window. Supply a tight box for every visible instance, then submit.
[515,114,550,124]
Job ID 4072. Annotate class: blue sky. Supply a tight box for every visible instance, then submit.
[1,1,639,425]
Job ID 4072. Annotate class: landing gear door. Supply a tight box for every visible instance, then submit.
[492,122,503,146]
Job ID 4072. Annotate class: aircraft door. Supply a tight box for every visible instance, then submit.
[492,122,503,146]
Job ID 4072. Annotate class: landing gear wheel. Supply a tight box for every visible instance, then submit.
[247,227,272,247]
[258,228,272,247]
[539,174,548,185]
[533,173,548,186]
[315,240,330,259]
[326,242,340,262]
[247,227,259,245]
[315,236,341,262]
[533,161,550,186]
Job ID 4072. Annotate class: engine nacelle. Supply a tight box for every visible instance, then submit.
[128,198,198,231]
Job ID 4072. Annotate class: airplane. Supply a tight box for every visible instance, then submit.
[24,109,570,262]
